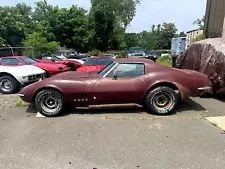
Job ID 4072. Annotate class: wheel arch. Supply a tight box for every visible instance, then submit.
[41,69,49,78]
[143,81,180,103]
[33,87,65,103]
[0,72,20,84]
[66,62,76,70]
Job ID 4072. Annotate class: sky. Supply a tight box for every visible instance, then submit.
[0,0,207,33]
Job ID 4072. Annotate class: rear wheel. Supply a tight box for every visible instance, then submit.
[145,86,179,115]
[35,89,66,117]
[0,76,20,94]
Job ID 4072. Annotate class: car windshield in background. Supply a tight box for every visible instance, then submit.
[146,51,156,55]
[20,57,37,65]
[128,48,144,53]
[83,58,113,66]
[98,61,117,77]
[55,55,67,60]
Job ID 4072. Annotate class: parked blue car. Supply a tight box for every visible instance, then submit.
[146,50,157,62]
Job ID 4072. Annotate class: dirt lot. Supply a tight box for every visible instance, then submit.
[1,94,225,169]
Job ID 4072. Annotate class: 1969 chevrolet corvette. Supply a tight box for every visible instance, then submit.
[18,58,211,117]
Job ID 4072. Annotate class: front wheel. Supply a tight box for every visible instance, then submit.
[145,86,179,115]
[0,76,20,94]
[67,64,76,71]
[35,89,66,117]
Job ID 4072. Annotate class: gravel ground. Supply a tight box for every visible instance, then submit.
[1,94,225,169]
[0,94,20,109]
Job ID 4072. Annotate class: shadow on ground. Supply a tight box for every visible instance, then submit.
[199,93,225,102]
[25,98,206,117]
[176,98,206,112]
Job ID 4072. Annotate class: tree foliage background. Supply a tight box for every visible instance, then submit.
[0,0,187,57]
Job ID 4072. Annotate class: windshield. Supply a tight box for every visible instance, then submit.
[54,55,68,60]
[128,48,144,54]
[20,57,37,65]
[83,58,113,66]
[146,51,156,55]
[98,61,117,77]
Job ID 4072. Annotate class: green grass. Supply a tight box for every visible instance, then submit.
[156,56,172,67]
[16,98,29,107]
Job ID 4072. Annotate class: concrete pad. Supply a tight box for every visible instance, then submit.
[206,116,225,131]
[36,112,46,118]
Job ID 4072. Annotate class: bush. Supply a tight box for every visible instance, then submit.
[118,51,126,58]
[156,55,172,67]
[192,34,206,43]
[88,49,103,56]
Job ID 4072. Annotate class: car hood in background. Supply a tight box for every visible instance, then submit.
[0,65,45,76]
[33,62,67,69]
[67,59,84,64]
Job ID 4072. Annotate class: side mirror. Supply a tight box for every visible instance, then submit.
[51,59,55,62]
[18,63,23,66]
[113,74,117,80]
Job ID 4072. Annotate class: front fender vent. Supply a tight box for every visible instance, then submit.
[73,93,88,102]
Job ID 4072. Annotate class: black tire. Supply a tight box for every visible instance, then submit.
[145,86,179,115]
[42,69,49,78]
[67,64,76,71]
[35,89,66,117]
[0,76,20,94]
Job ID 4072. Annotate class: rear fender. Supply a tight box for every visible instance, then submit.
[146,81,192,101]
[172,82,192,99]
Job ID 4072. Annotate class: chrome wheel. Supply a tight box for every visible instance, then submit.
[40,95,62,113]
[0,79,12,92]
[152,92,173,111]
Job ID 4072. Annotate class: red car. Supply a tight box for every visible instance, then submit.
[0,56,70,77]
[18,58,210,117]
[36,55,83,71]
[76,56,114,72]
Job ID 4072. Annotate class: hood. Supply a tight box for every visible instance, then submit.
[0,65,45,76]
[33,62,67,69]
[47,71,100,80]
[76,65,105,72]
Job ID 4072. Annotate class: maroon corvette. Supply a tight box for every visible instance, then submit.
[18,58,211,117]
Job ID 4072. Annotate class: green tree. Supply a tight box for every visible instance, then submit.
[178,31,186,37]
[152,23,177,49]
[193,15,204,30]
[124,33,140,49]
[54,5,91,51]
[23,32,60,57]
[89,0,140,51]
[0,3,34,47]
[139,31,156,50]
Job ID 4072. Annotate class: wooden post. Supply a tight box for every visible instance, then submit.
[222,16,225,38]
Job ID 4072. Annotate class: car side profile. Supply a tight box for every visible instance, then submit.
[0,56,70,77]
[0,65,46,94]
[18,58,210,117]
[36,55,83,71]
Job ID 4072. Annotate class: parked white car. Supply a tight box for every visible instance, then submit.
[0,65,46,94]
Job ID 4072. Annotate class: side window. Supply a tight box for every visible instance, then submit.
[42,56,52,60]
[1,58,22,65]
[107,63,145,78]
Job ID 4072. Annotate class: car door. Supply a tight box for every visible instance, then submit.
[92,63,145,104]
[0,58,24,66]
